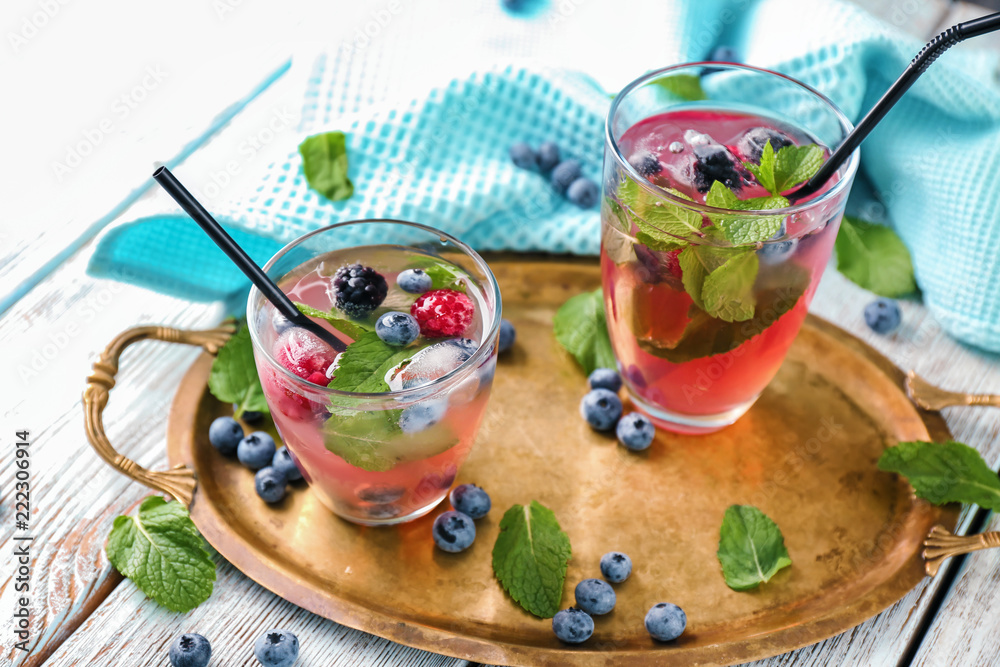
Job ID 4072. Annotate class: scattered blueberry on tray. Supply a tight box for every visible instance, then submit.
[272,447,303,482]
[575,578,616,615]
[432,510,477,553]
[864,297,901,334]
[255,467,287,504]
[587,368,621,392]
[238,432,277,470]
[552,607,595,644]
[254,628,300,667]
[600,551,633,583]
[234,405,265,424]
[645,602,687,642]
[208,416,243,456]
[169,633,211,667]
[580,388,623,431]
[617,413,655,451]
[449,483,491,519]
[498,318,516,353]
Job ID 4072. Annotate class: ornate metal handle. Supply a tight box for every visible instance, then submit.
[924,525,1000,576]
[906,371,1000,411]
[83,322,236,506]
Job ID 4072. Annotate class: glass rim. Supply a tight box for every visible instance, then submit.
[247,218,503,400]
[606,62,861,220]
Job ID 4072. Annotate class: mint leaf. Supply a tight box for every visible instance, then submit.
[878,441,1000,510]
[322,409,458,472]
[701,249,759,322]
[835,216,916,297]
[208,326,268,419]
[678,242,733,310]
[299,131,353,201]
[773,144,825,193]
[553,289,616,375]
[705,181,787,245]
[326,332,422,393]
[717,505,792,591]
[652,74,707,101]
[492,501,572,618]
[744,140,778,195]
[105,497,216,612]
[618,179,702,249]
[294,302,373,340]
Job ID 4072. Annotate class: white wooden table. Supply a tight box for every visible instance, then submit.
[3,1,1000,665]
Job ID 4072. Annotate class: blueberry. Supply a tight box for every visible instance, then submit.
[630,152,661,177]
[399,400,447,433]
[449,483,491,519]
[235,405,265,424]
[433,510,476,552]
[588,368,622,392]
[272,447,303,482]
[738,127,793,164]
[376,312,420,346]
[600,551,632,583]
[574,578,616,615]
[237,432,277,470]
[645,602,687,641]
[498,319,516,353]
[255,467,287,504]
[272,311,295,335]
[509,142,538,169]
[864,298,901,335]
[552,607,594,644]
[254,628,299,667]
[692,143,744,193]
[398,268,433,294]
[537,141,561,171]
[616,412,655,451]
[208,417,243,456]
[567,177,599,208]
[358,484,406,504]
[758,239,798,265]
[550,159,582,194]
[169,633,211,667]
[580,388,623,431]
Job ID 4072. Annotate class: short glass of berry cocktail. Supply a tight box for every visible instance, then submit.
[602,64,860,434]
[247,220,501,525]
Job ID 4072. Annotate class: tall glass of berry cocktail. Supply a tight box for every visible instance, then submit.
[602,64,859,434]
[248,220,501,525]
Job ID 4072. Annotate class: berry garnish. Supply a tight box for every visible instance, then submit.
[274,328,337,383]
[332,263,388,318]
[397,268,433,294]
[692,143,745,193]
[631,152,661,177]
[738,127,793,163]
[410,288,475,338]
[376,312,420,346]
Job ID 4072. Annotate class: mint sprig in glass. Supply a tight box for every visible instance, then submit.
[601,63,860,434]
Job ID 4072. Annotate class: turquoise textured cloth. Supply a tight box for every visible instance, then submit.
[89,0,1000,351]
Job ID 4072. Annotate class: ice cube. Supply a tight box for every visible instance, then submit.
[386,339,478,391]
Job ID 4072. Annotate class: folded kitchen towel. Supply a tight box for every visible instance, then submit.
[89,0,1000,352]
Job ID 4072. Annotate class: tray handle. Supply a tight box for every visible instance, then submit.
[924,525,1000,576]
[83,322,236,506]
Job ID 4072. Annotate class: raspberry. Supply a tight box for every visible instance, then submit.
[274,329,336,383]
[410,289,475,338]
[332,264,388,318]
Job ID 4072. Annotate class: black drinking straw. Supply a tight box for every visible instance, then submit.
[794,11,1000,200]
[152,166,347,353]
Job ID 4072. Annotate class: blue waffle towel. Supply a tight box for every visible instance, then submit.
[90,0,1000,352]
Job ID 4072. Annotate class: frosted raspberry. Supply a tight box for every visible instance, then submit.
[274,328,336,384]
[410,289,475,338]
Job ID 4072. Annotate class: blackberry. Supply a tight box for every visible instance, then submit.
[631,152,661,177]
[692,144,745,193]
[332,264,388,318]
[738,127,793,163]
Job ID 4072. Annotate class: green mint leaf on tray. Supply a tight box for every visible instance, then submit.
[878,441,1000,510]
[835,216,917,298]
[492,501,572,618]
[773,143,825,193]
[701,249,759,322]
[652,74,707,101]
[326,331,422,394]
[553,289,616,375]
[705,181,787,245]
[105,496,216,613]
[717,505,792,591]
[208,325,269,418]
[299,131,354,201]
[294,302,373,340]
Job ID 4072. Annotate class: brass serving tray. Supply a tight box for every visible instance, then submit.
[88,258,960,666]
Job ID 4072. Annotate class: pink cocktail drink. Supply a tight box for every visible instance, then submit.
[248,221,501,525]
[602,65,859,433]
